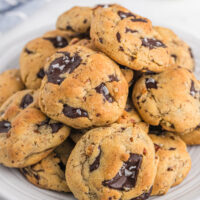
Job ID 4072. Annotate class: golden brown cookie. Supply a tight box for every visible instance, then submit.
[0,69,24,107]
[66,123,157,200]
[39,45,128,129]
[90,4,170,72]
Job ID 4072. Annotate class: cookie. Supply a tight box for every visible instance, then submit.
[177,126,200,145]
[56,6,92,36]
[153,26,194,71]
[0,89,38,119]
[90,4,170,72]
[66,123,157,200]
[132,67,200,134]
[0,90,70,167]
[119,65,134,87]
[39,45,128,129]
[21,138,74,192]
[20,30,74,89]
[0,69,24,107]
[149,132,191,195]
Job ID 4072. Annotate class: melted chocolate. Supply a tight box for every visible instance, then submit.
[109,74,119,82]
[46,52,82,85]
[25,48,34,54]
[66,25,75,32]
[118,11,136,20]
[190,80,198,97]
[154,144,161,152]
[44,36,68,48]
[63,104,88,118]
[116,32,121,42]
[37,118,63,133]
[0,120,11,133]
[125,28,138,33]
[189,47,194,58]
[131,18,147,23]
[141,38,166,50]
[95,83,114,103]
[20,94,33,109]
[37,68,45,79]
[145,78,157,89]
[99,38,103,44]
[102,153,143,191]
[90,147,101,172]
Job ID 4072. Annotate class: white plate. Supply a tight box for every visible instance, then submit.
[1,22,200,200]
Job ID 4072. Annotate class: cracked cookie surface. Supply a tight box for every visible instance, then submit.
[0,90,70,167]
[90,4,170,72]
[132,67,200,134]
[66,123,156,200]
[0,69,24,107]
[149,132,191,195]
[21,138,74,192]
[20,30,75,89]
[39,45,128,129]
[153,26,195,71]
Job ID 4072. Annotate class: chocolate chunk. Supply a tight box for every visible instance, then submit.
[131,187,152,200]
[94,4,111,9]
[25,48,34,54]
[119,46,124,51]
[154,144,161,152]
[95,83,114,103]
[90,147,101,172]
[66,25,75,32]
[58,161,66,172]
[102,153,143,191]
[20,94,33,109]
[131,18,148,23]
[99,38,103,44]
[116,32,121,42]
[50,123,63,133]
[171,54,177,61]
[0,120,11,133]
[44,36,68,48]
[188,47,194,58]
[37,118,63,133]
[83,19,87,24]
[167,167,173,171]
[37,68,45,79]
[125,28,138,34]
[118,11,136,20]
[141,38,166,49]
[109,74,119,82]
[47,52,82,85]
[190,80,198,97]
[63,104,88,118]
[169,147,176,151]
[149,125,164,135]
[145,78,157,89]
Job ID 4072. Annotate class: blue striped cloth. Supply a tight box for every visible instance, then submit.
[0,0,49,34]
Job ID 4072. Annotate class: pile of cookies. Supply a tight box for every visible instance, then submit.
[0,3,198,200]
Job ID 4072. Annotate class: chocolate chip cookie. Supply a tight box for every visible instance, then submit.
[150,133,191,195]
[178,126,200,145]
[90,4,170,72]
[153,26,195,71]
[66,123,157,200]
[56,6,92,36]
[0,69,24,107]
[39,45,128,129]
[21,138,74,192]
[0,89,38,119]
[20,30,74,89]
[132,67,200,134]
